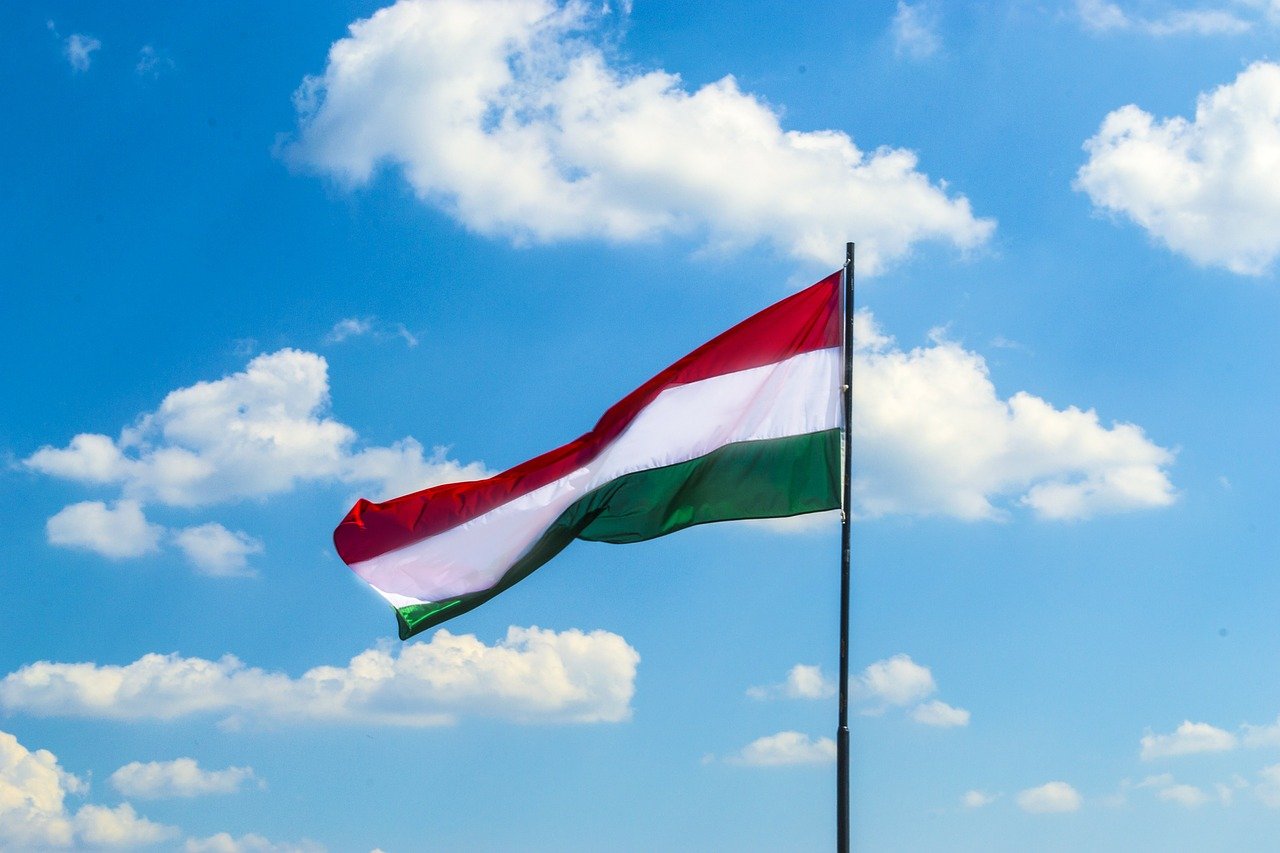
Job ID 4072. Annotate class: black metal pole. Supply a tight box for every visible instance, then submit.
[837,242,854,853]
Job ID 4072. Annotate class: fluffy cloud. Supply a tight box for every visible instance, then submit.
[74,803,177,848]
[0,729,175,849]
[45,499,164,559]
[1077,62,1280,275]
[1016,781,1082,813]
[746,664,835,700]
[910,699,970,728]
[1075,0,1253,36]
[891,2,941,59]
[1140,720,1238,760]
[749,654,970,727]
[110,758,259,799]
[729,732,836,766]
[855,654,937,707]
[26,348,487,567]
[0,626,639,727]
[26,349,483,507]
[184,834,325,853]
[173,524,264,577]
[857,654,969,727]
[851,311,1175,520]
[287,0,993,272]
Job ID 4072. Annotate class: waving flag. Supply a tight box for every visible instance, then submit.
[334,272,844,639]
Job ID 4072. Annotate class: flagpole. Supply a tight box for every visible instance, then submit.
[837,242,854,853]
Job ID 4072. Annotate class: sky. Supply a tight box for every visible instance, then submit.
[3,0,1280,850]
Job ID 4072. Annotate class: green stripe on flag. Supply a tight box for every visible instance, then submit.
[394,428,841,639]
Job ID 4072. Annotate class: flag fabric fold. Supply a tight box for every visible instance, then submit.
[334,271,844,639]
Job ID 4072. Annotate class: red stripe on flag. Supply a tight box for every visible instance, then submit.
[334,271,841,565]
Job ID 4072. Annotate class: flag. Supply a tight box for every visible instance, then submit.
[334,271,844,639]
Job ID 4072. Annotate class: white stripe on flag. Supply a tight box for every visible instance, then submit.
[357,346,842,604]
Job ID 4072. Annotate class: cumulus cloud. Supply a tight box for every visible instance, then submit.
[1077,62,1280,275]
[746,664,835,700]
[0,626,639,727]
[25,348,487,567]
[1016,781,1082,813]
[45,499,164,559]
[173,524,264,577]
[851,311,1175,520]
[749,654,970,727]
[184,834,325,853]
[855,654,937,707]
[728,732,836,766]
[110,758,260,799]
[1140,720,1238,760]
[1075,0,1253,36]
[26,349,484,507]
[891,2,941,59]
[286,0,993,272]
[910,699,971,728]
[75,803,178,847]
[0,728,175,849]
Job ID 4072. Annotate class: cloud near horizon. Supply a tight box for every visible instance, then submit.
[0,626,639,727]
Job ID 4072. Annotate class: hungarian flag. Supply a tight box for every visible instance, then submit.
[334,272,844,639]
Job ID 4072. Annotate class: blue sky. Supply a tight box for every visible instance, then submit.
[4,0,1280,850]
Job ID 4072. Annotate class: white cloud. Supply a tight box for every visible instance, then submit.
[1140,720,1238,760]
[855,654,936,707]
[46,499,164,559]
[0,728,175,849]
[1016,781,1082,813]
[1255,764,1280,807]
[746,664,835,700]
[325,317,421,349]
[26,349,482,507]
[0,626,639,727]
[174,524,264,577]
[1158,782,1210,807]
[851,310,1175,520]
[729,732,836,766]
[287,0,993,272]
[184,834,325,853]
[64,33,101,71]
[110,758,260,799]
[911,699,970,728]
[891,2,941,59]
[961,789,996,808]
[135,45,173,77]
[1077,62,1280,275]
[324,317,373,343]
[1076,1,1253,36]
[1242,715,1280,747]
[75,802,178,847]
[0,729,82,847]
